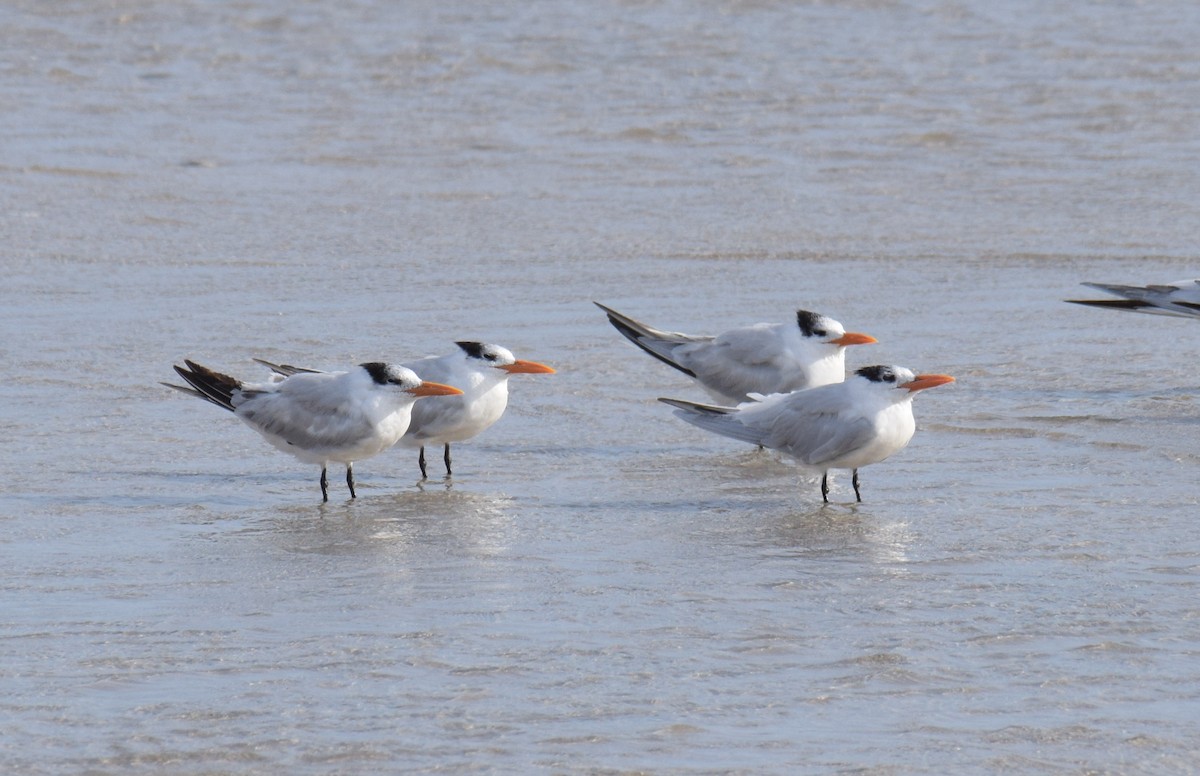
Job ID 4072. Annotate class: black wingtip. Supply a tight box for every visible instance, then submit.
[170,360,240,411]
[602,312,699,379]
[1064,299,1152,310]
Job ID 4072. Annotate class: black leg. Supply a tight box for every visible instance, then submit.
[443,443,452,476]
[821,473,829,503]
[346,464,356,499]
[852,469,862,502]
[418,446,428,479]
[320,467,329,502]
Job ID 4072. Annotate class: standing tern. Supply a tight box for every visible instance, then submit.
[256,341,555,479]
[595,302,877,403]
[1066,279,1200,318]
[660,365,954,503]
[163,360,463,501]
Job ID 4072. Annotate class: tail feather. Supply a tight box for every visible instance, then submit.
[658,397,766,446]
[594,302,698,378]
[252,358,322,377]
[658,397,734,415]
[160,382,207,401]
[169,360,242,412]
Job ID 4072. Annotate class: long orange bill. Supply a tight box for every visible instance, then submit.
[903,374,955,392]
[499,359,556,374]
[829,332,877,347]
[407,381,464,397]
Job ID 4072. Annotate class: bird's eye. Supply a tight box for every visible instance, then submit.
[484,353,498,362]
[813,329,827,337]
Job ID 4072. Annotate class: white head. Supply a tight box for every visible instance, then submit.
[795,310,878,350]
[853,365,955,400]
[360,362,464,398]
[455,342,556,376]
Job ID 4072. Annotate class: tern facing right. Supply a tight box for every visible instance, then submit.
[164,360,463,501]
[595,302,877,403]
[1066,279,1200,319]
[661,365,954,503]
[396,342,556,478]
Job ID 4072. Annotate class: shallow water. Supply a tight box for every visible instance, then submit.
[4,1,1200,772]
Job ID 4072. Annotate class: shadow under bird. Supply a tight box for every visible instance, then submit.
[595,302,877,403]
[661,365,954,503]
[1066,279,1200,319]
[163,360,463,501]
[256,341,555,479]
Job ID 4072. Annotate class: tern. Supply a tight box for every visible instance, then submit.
[595,302,877,403]
[164,359,463,501]
[660,365,954,503]
[1066,279,1200,318]
[256,341,555,479]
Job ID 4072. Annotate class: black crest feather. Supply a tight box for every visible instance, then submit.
[456,341,486,359]
[361,362,392,385]
[856,365,897,384]
[795,310,825,337]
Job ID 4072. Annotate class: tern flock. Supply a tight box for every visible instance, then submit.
[164,277,1199,503]
[164,299,967,503]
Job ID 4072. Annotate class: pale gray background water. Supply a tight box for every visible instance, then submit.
[3,1,1200,773]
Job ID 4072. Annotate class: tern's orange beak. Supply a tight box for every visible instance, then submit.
[499,359,556,375]
[902,374,955,392]
[406,381,464,397]
[829,332,877,347]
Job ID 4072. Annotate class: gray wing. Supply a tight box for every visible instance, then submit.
[736,389,877,467]
[237,372,375,450]
[403,393,469,443]
[674,324,790,400]
[400,353,473,442]
[769,412,876,466]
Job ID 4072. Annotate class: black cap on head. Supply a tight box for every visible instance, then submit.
[856,365,898,384]
[361,362,393,385]
[795,310,827,337]
[456,341,486,359]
